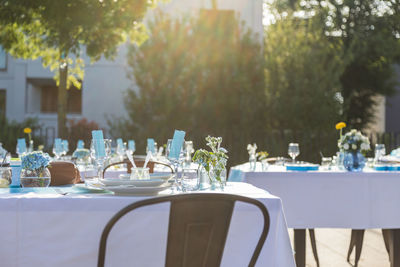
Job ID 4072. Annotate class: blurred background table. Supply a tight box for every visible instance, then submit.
[230,162,400,267]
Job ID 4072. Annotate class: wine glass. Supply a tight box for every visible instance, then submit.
[288,143,300,163]
[374,144,386,164]
[166,139,185,191]
[184,141,194,167]
[90,139,111,180]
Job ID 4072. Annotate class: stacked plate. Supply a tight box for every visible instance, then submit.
[98,173,173,196]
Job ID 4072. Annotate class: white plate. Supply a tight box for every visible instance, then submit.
[119,173,173,181]
[100,178,166,187]
[104,185,171,196]
[119,173,131,180]
[150,173,173,181]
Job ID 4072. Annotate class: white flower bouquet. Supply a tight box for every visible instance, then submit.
[338,129,370,154]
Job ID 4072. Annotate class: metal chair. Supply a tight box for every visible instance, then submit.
[98,193,270,267]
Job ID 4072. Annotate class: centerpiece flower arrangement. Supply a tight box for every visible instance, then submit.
[337,128,370,171]
[193,136,228,189]
[21,151,52,187]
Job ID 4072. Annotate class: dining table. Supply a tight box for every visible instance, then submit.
[230,162,400,267]
[0,182,295,267]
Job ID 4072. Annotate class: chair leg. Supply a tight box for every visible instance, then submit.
[354,230,365,267]
[308,229,320,267]
[347,229,365,267]
[347,230,357,263]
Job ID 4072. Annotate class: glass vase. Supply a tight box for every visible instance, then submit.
[210,167,227,190]
[261,159,269,171]
[20,167,51,187]
[197,167,210,190]
[343,151,365,172]
[249,154,257,171]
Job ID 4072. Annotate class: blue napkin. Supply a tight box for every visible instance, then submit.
[17,138,27,154]
[77,140,84,149]
[91,130,106,157]
[117,138,123,147]
[147,138,156,153]
[62,140,69,151]
[54,138,62,153]
[128,140,135,151]
[286,165,319,171]
[168,130,185,160]
[228,169,245,182]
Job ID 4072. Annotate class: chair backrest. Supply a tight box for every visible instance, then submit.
[103,158,174,176]
[49,161,81,186]
[98,193,270,267]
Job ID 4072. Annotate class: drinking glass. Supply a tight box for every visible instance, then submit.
[184,141,194,167]
[130,167,150,180]
[90,139,111,179]
[181,167,199,192]
[321,157,332,171]
[52,146,62,160]
[374,144,386,164]
[288,143,300,163]
[166,138,184,191]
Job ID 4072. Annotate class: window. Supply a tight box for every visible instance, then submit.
[0,90,5,118]
[0,46,6,71]
[41,85,82,114]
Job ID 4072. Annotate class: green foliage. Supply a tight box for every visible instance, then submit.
[268,0,400,129]
[67,118,99,152]
[264,16,345,132]
[110,11,265,165]
[192,136,228,182]
[0,116,42,155]
[0,0,162,135]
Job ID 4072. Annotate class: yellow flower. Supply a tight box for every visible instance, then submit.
[23,127,32,134]
[335,122,346,130]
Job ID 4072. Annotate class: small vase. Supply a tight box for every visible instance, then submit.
[249,154,257,171]
[261,159,269,171]
[198,167,210,190]
[20,167,51,187]
[343,151,365,172]
[210,167,227,190]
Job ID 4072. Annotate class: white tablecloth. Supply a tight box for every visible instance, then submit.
[0,182,295,267]
[230,163,400,229]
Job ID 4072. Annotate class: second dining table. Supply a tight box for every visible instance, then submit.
[230,162,400,267]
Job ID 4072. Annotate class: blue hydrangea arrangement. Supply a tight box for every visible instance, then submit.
[21,151,51,171]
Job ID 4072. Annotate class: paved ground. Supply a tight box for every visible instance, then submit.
[288,229,390,267]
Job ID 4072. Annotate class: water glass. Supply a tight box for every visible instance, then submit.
[181,167,199,191]
[130,167,150,180]
[288,143,300,163]
[321,157,332,170]
[374,144,386,164]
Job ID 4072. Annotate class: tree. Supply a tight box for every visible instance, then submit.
[268,0,400,129]
[110,12,265,165]
[264,16,345,159]
[0,0,160,138]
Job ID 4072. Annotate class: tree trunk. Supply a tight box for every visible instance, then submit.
[58,63,68,139]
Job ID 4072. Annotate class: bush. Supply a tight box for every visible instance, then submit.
[109,11,266,166]
[67,118,100,152]
[0,116,42,156]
